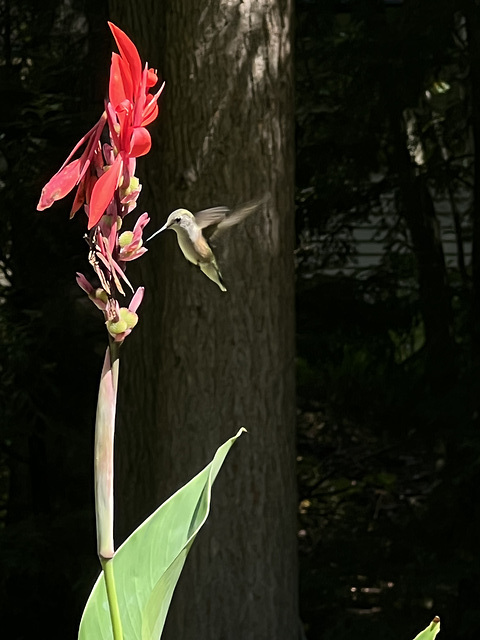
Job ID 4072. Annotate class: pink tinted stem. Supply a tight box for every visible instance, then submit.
[94,344,120,560]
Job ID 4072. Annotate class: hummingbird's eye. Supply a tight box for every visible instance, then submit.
[175,217,181,223]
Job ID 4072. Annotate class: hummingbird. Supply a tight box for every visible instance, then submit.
[146,197,268,291]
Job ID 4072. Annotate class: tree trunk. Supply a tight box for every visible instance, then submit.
[109,1,298,639]
[363,2,456,389]
[389,109,456,388]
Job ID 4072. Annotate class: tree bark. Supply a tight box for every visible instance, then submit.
[109,1,298,639]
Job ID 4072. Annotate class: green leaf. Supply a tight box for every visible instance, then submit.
[78,428,246,640]
[412,617,441,640]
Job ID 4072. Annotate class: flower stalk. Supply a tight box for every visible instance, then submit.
[95,344,119,560]
[101,556,124,640]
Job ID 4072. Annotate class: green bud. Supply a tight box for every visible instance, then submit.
[119,307,138,329]
[124,176,140,196]
[119,231,134,247]
[106,319,128,336]
[95,289,108,303]
[100,214,112,228]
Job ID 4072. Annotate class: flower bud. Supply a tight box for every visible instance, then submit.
[119,307,138,328]
[106,319,128,336]
[95,289,109,304]
[100,214,114,229]
[123,176,140,197]
[119,231,134,247]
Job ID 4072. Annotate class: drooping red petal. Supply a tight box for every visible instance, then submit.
[108,23,142,93]
[129,127,151,157]
[88,155,123,229]
[37,158,82,210]
[85,172,97,204]
[57,113,106,174]
[70,178,86,218]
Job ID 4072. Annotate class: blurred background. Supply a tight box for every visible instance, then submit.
[1,1,480,639]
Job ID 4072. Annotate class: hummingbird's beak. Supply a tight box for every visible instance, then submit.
[146,222,169,242]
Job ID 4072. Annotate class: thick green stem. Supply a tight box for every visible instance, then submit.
[101,557,124,640]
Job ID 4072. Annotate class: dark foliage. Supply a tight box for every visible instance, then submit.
[0,1,109,637]
[296,1,480,639]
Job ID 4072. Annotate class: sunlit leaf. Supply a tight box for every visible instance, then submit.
[78,428,245,640]
[412,616,441,640]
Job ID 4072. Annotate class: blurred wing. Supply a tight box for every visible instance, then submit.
[194,207,230,230]
[210,195,270,241]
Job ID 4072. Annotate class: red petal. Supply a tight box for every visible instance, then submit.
[88,156,123,229]
[108,23,142,93]
[57,113,106,174]
[109,53,132,108]
[85,172,98,203]
[146,68,158,88]
[142,101,158,127]
[129,127,151,157]
[70,179,86,218]
[37,158,82,211]
[141,81,164,126]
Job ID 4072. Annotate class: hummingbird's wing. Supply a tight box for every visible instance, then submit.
[194,207,230,229]
[195,195,270,242]
[209,195,270,241]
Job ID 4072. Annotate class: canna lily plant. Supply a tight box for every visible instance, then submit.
[38,22,244,640]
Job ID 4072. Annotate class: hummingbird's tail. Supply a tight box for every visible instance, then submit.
[200,262,227,292]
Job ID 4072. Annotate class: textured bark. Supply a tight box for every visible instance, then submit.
[109,1,298,639]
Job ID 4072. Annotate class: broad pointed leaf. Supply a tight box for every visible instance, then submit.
[78,428,245,640]
[412,617,441,640]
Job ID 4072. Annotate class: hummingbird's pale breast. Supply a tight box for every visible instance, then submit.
[173,225,213,265]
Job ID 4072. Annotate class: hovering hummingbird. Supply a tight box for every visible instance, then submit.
[146,197,268,291]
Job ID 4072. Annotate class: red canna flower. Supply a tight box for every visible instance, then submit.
[38,22,162,346]
[37,22,163,230]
